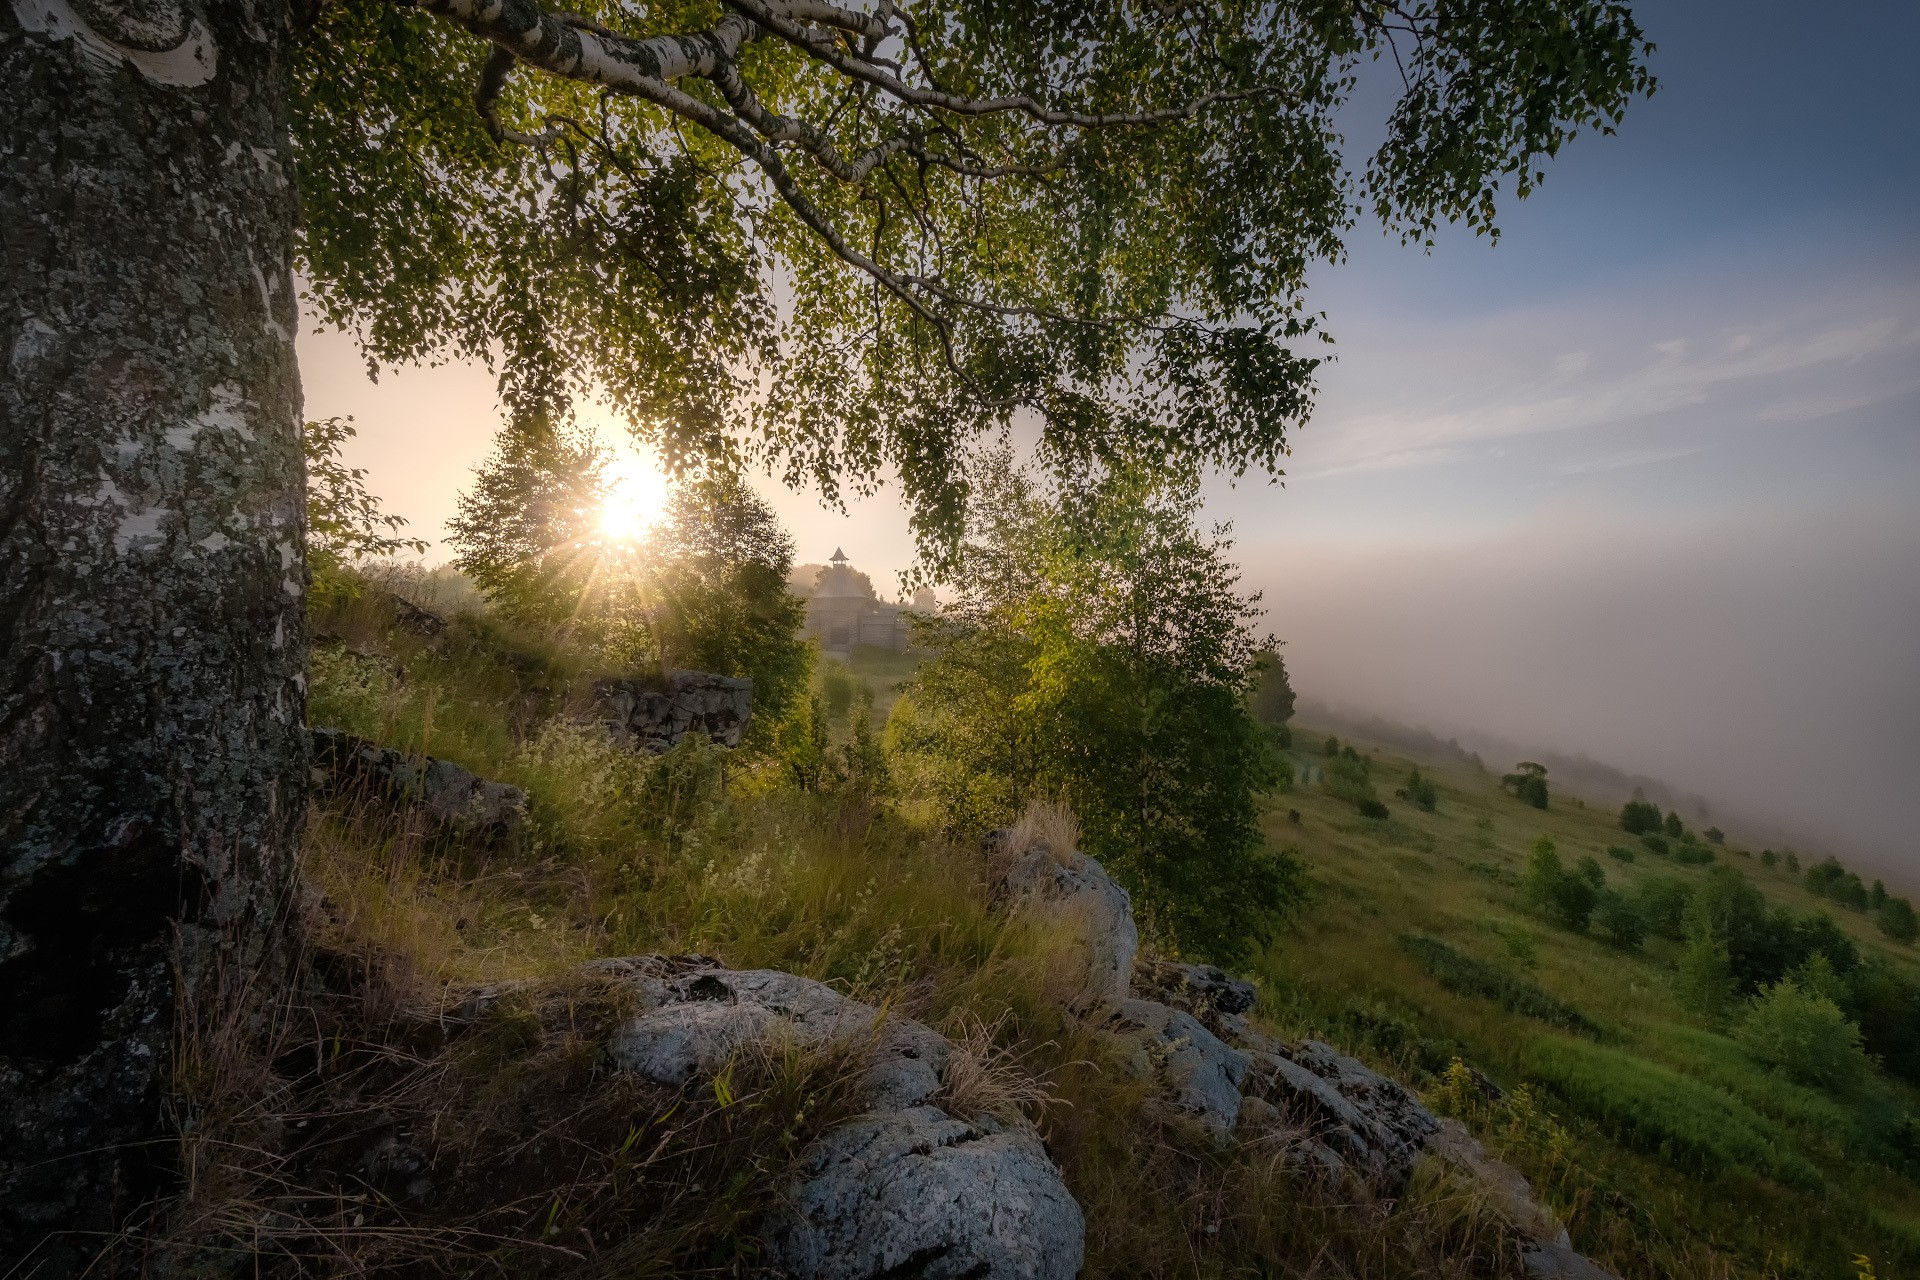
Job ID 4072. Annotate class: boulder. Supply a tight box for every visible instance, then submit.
[1522,1242,1621,1280]
[1132,956,1257,1029]
[598,960,950,1110]
[1242,1040,1439,1187]
[594,670,753,753]
[763,1105,1085,1280]
[309,727,526,837]
[1104,997,1248,1138]
[591,956,1084,1280]
[997,841,1138,1009]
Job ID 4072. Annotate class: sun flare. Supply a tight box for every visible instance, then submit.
[598,450,669,544]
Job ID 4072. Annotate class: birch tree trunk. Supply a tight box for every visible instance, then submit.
[0,0,305,1268]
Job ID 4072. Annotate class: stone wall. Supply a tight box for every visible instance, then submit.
[594,670,753,753]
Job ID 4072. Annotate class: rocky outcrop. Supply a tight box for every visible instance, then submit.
[1239,1039,1439,1188]
[592,956,1083,1280]
[309,728,526,837]
[1133,957,1257,1024]
[1104,997,1249,1138]
[996,839,1138,1008]
[594,670,753,752]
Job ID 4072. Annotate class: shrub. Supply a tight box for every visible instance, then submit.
[1524,836,1598,931]
[1635,876,1693,939]
[1524,1037,1818,1186]
[1397,936,1597,1034]
[1396,766,1438,812]
[1664,809,1684,838]
[1878,897,1920,945]
[1620,800,1664,836]
[1594,891,1646,949]
[1705,826,1726,845]
[1640,832,1670,857]
[1677,893,1737,1019]
[1761,849,1777,868]
[1502,761,1549,809]
[1356,797,1391,820]
[1673,841,1716,866]
[1737,978,1874,1093]
[1606,845,1636,863]
[1324,734,1340,757]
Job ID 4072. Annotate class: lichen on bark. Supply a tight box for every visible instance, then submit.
[0,0,305,1269]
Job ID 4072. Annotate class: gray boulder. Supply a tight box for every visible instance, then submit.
[1104,997,1248,1138]
[763,1105,1085,1280]
[591,957,1084,1280]
[998,843,1138,1009]
[600,960,949,1110]
[594,670,753,753]
[1242,1040,1438,1187]
[309,727,526,837]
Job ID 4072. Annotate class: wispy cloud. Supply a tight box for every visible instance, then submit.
[1296,279,1920,478]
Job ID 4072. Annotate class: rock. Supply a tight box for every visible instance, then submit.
[1132,956,1257,1029]
[386,593,448,641]
[309,727,526,837]
[594,670,753,753]
[1104,997,1248,1138]
[763,1105,1085,1280]
[997,843,1138,1009]
[591,957,1086,1280]
[1243,1040,1438,1187]
[1425,1117,1566,1245]
[599,961,950,1110]
[1522,1242,1621,1280]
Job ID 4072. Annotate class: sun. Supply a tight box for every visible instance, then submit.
[598,448,669,544]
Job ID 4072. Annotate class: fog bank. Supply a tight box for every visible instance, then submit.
[1249,502,1920,885]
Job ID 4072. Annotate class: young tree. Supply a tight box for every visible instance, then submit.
[1503,761,1550,809]
[1397,766,1439,813]
[1524,836,1597,931]
[1619,799,1664,835]
[1677,893,1737,1020]
[4,0,1654,1260]
[896,454,1298,956]
[1249,649,1298,729]
[1878,897,1920,946]
[1663,808,1685,838]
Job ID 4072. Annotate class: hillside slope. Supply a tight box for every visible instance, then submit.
[1259,726,1920,1277]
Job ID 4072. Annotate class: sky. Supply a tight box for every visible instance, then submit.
[304,0,1920,879]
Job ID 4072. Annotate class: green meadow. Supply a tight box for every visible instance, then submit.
[1258,726,1920,1278]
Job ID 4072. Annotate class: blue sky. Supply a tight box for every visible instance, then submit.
[309,0,1920,872]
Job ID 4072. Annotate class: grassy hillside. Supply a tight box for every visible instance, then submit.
[1258,727,1920,1278]
[282,583,1920,1278]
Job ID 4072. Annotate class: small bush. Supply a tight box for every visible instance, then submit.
[1502,761,1549,809]
[1593,891,1646,949]
[1606,844,1635,864]
[1524,836,1598,931]
[1878,898,1920,945]
[1356,797,1391,820]
[1620,801,1664,836]
[1635,876,1693,940]
[1640,833,1670,857]
[1664,810,1685,838]
[1673,841,1716,867]
[1737,978,1874,1092]
[1396,767,1438,812]
[1704,826,1725,845]
[1397,935,1597,1034]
